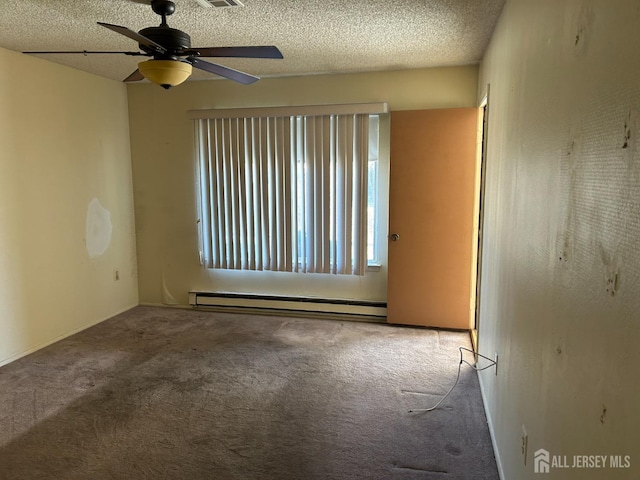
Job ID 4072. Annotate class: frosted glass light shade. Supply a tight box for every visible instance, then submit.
[138,60,192,89]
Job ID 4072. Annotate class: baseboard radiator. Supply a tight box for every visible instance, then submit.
[189,291,387,320]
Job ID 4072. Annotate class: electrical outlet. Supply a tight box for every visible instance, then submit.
[495,352,499,376]
[521,425,528,466]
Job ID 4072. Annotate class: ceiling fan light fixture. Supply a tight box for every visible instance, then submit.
[138,59,192,89]
[24,0,282,88]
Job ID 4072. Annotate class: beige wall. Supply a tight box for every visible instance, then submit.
[128,66,478,306]
[477,0,640,478]
[0,47,138,366]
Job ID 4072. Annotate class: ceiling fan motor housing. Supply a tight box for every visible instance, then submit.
[138,26,191,58]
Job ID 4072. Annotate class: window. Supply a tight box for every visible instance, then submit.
[367,115,380,265]
[191,104,387,276]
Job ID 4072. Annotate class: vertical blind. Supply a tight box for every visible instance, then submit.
[195,110,372,275]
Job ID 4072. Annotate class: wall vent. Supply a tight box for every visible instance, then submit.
[192,0,244,7]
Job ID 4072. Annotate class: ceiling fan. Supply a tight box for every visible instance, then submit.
[23,0,283,89]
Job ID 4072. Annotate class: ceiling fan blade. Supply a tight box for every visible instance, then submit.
[97,22,166,54]
[123,69,145,82]
[23,50,147,56]
[187,46,283,59]
[188,58,259,85]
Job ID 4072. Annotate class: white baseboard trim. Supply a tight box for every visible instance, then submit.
[138,301,386,323]
[477,372,505,480]
[0,303,138,368]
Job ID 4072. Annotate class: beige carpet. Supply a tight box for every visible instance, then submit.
[0,306,498,479]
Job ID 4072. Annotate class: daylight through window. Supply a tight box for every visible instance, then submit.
[193,106,384,276]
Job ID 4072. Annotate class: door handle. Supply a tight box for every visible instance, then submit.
[389,233,400,241]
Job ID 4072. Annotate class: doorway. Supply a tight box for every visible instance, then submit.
[471,88,490,351]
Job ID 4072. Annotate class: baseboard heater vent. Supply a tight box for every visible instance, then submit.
[189,291,387,319]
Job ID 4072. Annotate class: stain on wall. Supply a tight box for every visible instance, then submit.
[573,4,594,53]
[477,0,640,478]
[85,198,112,258]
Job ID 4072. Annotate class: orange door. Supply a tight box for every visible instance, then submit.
[387,108,478,329]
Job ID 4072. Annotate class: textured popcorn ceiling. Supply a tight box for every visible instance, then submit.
[0,0,505,83]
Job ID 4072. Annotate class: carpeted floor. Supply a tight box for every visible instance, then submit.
[0,306,498,479]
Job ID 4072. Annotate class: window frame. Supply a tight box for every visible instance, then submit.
[190,103,389,276]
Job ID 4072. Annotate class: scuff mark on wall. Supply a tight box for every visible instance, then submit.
[621,108,638,166]
[85,198,112,258]
[621,120,631,149]
[600,244,620,297]
[161,270,179,305]
[573,5,594,54]
[557,134,580,276]
[605,271,618,297]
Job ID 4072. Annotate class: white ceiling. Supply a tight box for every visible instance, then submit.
[0,0,505,84]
